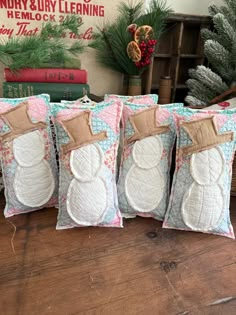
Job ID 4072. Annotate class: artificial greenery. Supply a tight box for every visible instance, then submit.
[185,0,236,105]
[89,0,172,76]
[0,15,85,71]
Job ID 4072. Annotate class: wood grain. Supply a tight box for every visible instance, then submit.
[0,193,236,315]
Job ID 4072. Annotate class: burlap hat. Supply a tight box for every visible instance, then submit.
[180,116,234,155]
[126,106,170,144]
[0,102,46,143]
[61,110,107,155]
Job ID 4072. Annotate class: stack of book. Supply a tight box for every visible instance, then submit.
[3,68,90,102]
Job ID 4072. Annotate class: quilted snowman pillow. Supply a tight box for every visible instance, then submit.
[0,94,58,217]
[163,107,236,238]
[51,99,123,229]
[117,102,183,220]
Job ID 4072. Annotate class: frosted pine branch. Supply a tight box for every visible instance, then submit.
[213,13,234,50]
[201,29,219,43]
[204,40,232,81]
[204,40,231,64]
[186,79,216,102]
[208,4,221,17]
[185,95,208,106]
[189,66,228,93]
[185,0,236,106]
[226,0,236,16]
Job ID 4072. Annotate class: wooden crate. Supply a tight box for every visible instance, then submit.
[143,13,212,103]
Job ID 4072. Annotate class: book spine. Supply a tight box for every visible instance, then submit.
[4,68,87,84]
[2,82,90,102]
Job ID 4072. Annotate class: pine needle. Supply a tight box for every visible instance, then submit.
[0,15,85,70]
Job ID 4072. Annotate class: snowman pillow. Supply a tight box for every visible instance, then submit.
[117,102,183,221]
[51,99,123,229]
[0,94,58,217]
[163,107,236,238]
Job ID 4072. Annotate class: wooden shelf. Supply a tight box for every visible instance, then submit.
[180,54,203,58]
[143,13,212,103]
[154,53,172,58]
[167,13,212,23]
[151,83,187,90]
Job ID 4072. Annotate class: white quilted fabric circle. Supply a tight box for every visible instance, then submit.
[125,165,164,212]
[182,183,224,231]
[70,144,104,182]
[13,130,45,167]
[190,147,224,185]
[67,177,107,225]
[132,135,163,169]
[14,160,55,207]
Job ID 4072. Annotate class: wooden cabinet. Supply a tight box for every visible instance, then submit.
[143,14,212,103]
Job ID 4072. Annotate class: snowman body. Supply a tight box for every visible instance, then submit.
[182,147,225,231]
[125,135,164,212]
[67,143,108,225]
[13,130,55,207]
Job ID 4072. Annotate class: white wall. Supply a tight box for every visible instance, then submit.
[165,0,224,15]
[145,0,224,15]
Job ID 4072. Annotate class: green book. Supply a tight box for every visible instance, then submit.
[2,82,90,102]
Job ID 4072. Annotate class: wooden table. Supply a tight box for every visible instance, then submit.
[1,195,236,315]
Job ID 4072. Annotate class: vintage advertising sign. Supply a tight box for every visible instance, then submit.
[0,0,106,40]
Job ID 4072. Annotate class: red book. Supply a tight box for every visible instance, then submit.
[4,68,88,84]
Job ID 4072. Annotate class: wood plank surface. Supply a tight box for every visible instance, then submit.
[0,194,236,315]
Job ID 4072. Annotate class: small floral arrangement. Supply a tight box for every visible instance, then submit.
[89,1,172,76]
[127,24,157,72]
